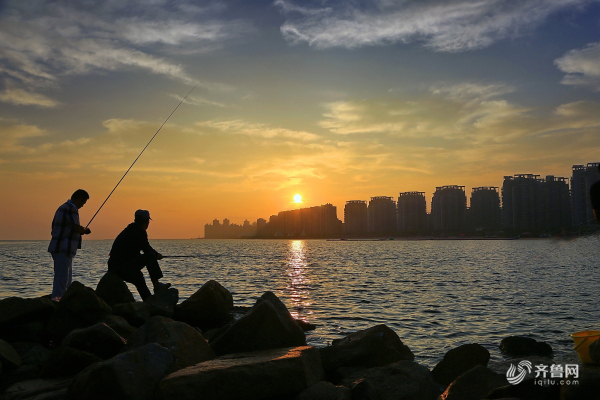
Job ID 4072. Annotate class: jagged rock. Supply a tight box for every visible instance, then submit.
[58,282,112,325]
[11,342,52,371]
[2,377,72,400]
[112,302,151,327]
[0,297,56,326]
[101,315,137,340]
[45,308,91,345]
[487,378,561,400]
[144,288,179,319]
[560,368,600,400]
[0,339,23,371]
[296,319,317,332]
[210,297,306,356]
[94,271,135,308]
[438,365,506,400]
[62,323,126,360]
[295,381,351,400]
[341,360,438,400]
[348,378,381,400]
[499,336,553,358]
[65,343,173,400]
[159,346,323,400]
[432,343,490,386]
[320,324,414,382]
[123,316,214,373]
[589,337,600,364]
[175,280,233,330]
[41,346,102,378]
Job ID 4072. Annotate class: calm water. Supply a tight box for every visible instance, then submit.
[1,237,599,367]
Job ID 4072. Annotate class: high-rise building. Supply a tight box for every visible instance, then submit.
[431,186,466,232]
[269,204,342,237]
[502,174,544,232]
[544,175,572,232]
[368,196,397,235]
[344,200,368,236]
[470,187,501,232]
[571,163,600,228]
[397,192,426,233]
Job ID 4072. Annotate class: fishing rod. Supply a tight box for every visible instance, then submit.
[161,255,199,258]
[85,84,198,229]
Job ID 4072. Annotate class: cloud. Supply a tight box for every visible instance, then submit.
[0,0,249,106]
[0,87,60,108]
[555,42,600,90]
[277,0,591,51]
[199,119,320,141]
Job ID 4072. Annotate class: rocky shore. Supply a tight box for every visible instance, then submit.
[1,273,599,400]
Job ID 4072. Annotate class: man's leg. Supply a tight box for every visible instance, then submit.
[141,254,170,292]
[51,252,72,301]
[110,265,152,301]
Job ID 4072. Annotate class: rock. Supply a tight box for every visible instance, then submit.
[320,324,414,382]
[438,365,506,400]
[41,346,102,378]
[296,319,317,332]
[159,346,323,400]
[487,378,561,400]
[123,316,214,373]
[348,378,381,400]
[11,342,52,370]
[295,381,352,400]
[589,337,600,364]
[65,343,173,400]
[0,339,23,371]
[62,323,126,360]
[144,288,179,319]
[341,360,438,400]
[175,280,233,330]
[45,309,92,345]
[0,297,56,326]
[2,377,72,400]
[432,343,490,387]
[101,315,137,340]
[94,271,135,308]
[560,368,600,400]
[112,302,151,327]
[499,336,553,358]
[58,282,112,325]
[209,298,306,356]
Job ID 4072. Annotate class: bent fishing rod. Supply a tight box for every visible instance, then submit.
[85,84,198,229]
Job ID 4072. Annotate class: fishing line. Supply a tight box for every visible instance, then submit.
[85,84,198,229]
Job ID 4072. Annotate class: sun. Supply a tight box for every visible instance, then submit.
[293,194,302,203]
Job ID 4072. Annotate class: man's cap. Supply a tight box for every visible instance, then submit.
[135,209,152,220]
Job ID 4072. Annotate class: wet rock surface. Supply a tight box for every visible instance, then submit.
[432,343,490,386]
[499,336,553,358]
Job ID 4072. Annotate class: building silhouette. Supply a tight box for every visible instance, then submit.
[368,196,397,235]
[397,192,427,234]
[431,186,466,233]
[470,187,501,233]
[269,204,342,238]
[502,174,544,232]
[571,163,600,229]
[344,200,368,236]
[204,218,258,238]
[544,175,572,232]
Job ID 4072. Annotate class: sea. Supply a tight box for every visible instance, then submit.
[1,237,599,367]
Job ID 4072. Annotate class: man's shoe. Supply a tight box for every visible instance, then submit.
[153,282,171,293]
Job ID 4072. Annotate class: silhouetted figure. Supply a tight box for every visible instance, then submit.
[48,189,91,301]
[107,210,170,300]
[591,164,600,224]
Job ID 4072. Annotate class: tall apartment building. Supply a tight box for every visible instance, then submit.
[502,174,544,232]
[544,175,572,232]
[344,200,368,236]
[270,204,342,237]
[470,187,501,232]
[431,186,466,233]
[368,196,397,235]
[397,192,426,233]
[571,163,600,228]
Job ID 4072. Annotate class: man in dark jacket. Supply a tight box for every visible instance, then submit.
[108,209,170,300]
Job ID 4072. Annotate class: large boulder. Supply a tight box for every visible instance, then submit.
[123,316,214,373]
[438,365,506,400]
[159,346,323,400]
[94,272,135,308]
[175,280,233,330]
[499,336,553,358]
[41,346,103,378]
[58,282,112,325]
[62,323,127,360]
[487,378,561,400]
[295,381,351,400]
[431,343,490,386]
[11,342,52,371]
[112,302,151,327]
[320,324,414,382]
[0,297,56,343]
[560,368,600,400]
[341,360,438,400]
[101,315,137,340]
[0,339,23,371]
[144,288,179,319]
[3,377,72,400]
[65,343,173,400]
[209,298,306,356]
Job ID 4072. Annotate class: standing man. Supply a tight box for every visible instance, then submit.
[107,210,170,301]
[48,189,91,301]
[591,164,600,224]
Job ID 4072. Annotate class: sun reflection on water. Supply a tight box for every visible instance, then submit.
[285,240,313,320]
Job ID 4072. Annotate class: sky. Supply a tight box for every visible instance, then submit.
[1,0,600,240]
